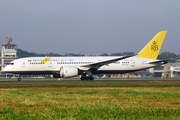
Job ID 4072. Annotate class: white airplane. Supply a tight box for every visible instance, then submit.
[3,31,168,81]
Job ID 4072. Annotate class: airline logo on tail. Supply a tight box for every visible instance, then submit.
[151,41,158,52]
[136,31,167,59]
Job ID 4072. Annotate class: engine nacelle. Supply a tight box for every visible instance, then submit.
[60,66,79,78]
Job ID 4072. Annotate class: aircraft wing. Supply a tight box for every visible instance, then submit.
[80,54,136,68]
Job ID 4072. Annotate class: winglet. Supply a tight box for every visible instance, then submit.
[136,31,167,59]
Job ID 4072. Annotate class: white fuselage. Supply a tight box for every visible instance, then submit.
[3,56,161,75]
[3,31,168,80]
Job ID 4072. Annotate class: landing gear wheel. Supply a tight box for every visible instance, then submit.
[18,78,21,81]
[85,77,89,81]
[81,77,85,81]
[90,77,94,81]
[17,74,21,81]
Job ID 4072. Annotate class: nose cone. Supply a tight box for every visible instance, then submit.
[3,65,11,73]
[3,66,7,72]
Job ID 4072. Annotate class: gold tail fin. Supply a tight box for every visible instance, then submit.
[136,31,167,59]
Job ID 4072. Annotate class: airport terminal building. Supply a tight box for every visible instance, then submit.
[149,60,180,78]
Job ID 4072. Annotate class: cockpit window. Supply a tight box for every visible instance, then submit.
[10,63,14,65]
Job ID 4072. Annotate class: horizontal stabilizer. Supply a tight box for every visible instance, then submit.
[147,59,171,64]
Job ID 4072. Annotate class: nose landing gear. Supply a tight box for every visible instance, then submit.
[18,78,21,81]
[18,74,21,81]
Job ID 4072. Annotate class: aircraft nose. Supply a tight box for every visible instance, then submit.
[3,66,7,72]
[3,65,10,72]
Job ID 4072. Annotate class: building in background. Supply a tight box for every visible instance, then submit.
[0,37,18,74]
[149,59,180,78]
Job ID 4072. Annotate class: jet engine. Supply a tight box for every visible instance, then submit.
[60,66,79,78]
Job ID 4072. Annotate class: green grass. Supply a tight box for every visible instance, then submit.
[0,82,180,119]
[0,83,180,88]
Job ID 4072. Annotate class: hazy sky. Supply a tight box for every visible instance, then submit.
[0,0,180,55]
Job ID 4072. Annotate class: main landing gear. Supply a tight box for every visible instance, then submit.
[80,76,94,81]
[80,70,94,81]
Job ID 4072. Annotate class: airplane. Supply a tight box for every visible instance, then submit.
[3,31,168,81]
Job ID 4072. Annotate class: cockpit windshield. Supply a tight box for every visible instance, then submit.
[10,63,14,65]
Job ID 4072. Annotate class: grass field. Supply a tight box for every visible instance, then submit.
[0,79,180,119]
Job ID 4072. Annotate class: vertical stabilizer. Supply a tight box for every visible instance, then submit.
[136,31,167,59]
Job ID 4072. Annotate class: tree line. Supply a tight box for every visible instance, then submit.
[17,49,180,63]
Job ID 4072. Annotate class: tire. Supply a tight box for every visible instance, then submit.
[18,78,21,81]
[85,77,89,81]
[81,77,85,81]
[90,77,94,81]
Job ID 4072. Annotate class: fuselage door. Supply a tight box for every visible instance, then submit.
[131,59,135,67]
[20,60,25,68]
[48,61,52,67]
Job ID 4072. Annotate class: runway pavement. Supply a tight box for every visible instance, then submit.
[0,78,180,83]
